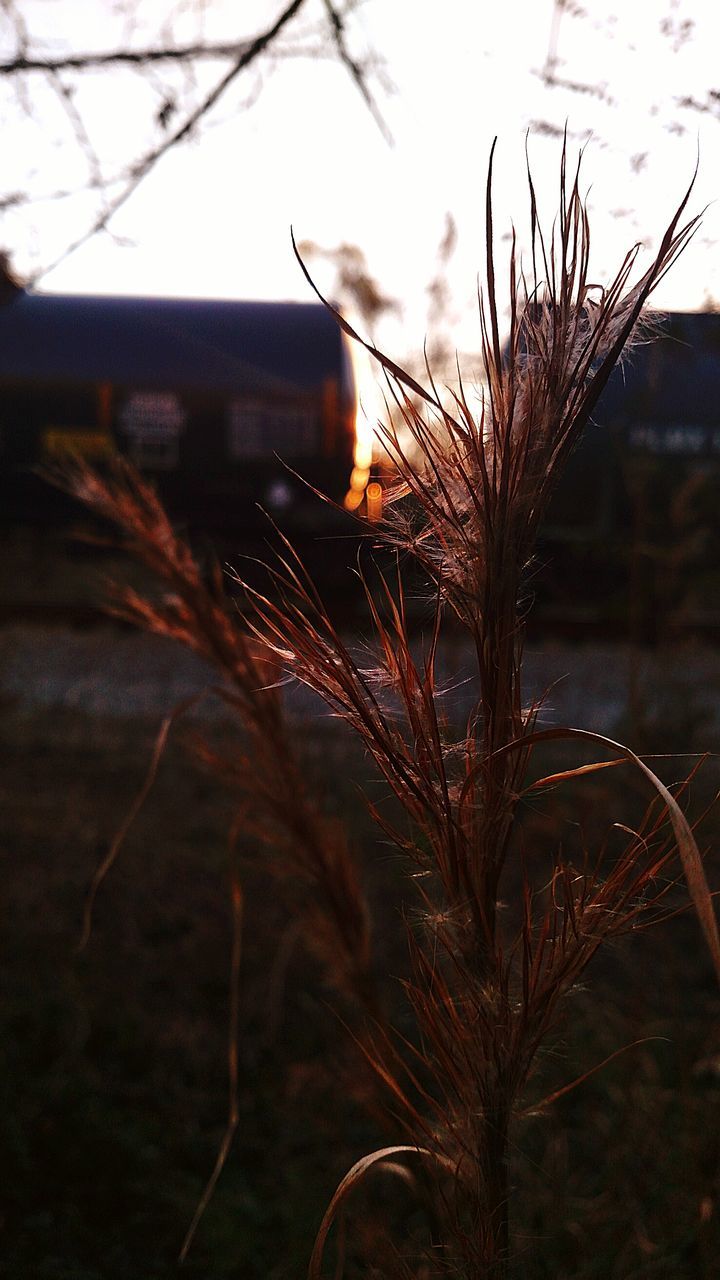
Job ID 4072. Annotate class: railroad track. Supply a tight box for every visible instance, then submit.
[0,519,374,629]
[1,523,718,642]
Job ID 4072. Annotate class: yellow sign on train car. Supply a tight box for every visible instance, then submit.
[41,428,115,460]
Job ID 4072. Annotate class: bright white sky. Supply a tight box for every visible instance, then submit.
[3,0,720,357]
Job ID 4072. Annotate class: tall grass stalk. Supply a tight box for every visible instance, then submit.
[60,143,717,1278]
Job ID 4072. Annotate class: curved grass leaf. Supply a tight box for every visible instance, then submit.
[495,725,720,985]
[308,1144,453,1279]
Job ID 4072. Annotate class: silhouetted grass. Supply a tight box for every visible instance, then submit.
[52,141,719,1278]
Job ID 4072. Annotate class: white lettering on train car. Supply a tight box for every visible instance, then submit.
[119,392,187,469]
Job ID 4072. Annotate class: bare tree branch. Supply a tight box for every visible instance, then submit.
[28,0,311,281]
[0,0,389,283]
[321,0,392,144]
[0,42,258,74]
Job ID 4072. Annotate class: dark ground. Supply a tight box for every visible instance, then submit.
[1,703,363,1278]
[3,597,720,1276]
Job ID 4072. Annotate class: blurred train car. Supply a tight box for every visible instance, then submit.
[0,281,368,531]
[0,276,718,633]
[536,310,720,635]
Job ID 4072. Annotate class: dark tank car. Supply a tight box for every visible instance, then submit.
[532,310,720,635]
[0,278,718,632]
[0,286,360,530]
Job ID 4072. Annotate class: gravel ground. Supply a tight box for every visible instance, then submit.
[1,523,718,745]
[2,621,719,745]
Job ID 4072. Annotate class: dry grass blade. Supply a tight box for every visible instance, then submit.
[179,866,243,1263]
[523,758,624,792]
[520,1036,670,1116]
[308,1145,454,1280]
[291,229,448,415]
[494,725,720,984]
[77,692,204,952]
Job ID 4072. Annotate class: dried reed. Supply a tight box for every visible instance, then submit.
[55,458,379,1013]
[59,141,717,1278]
[53,458,387,1257]
[250,142,717,1277]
